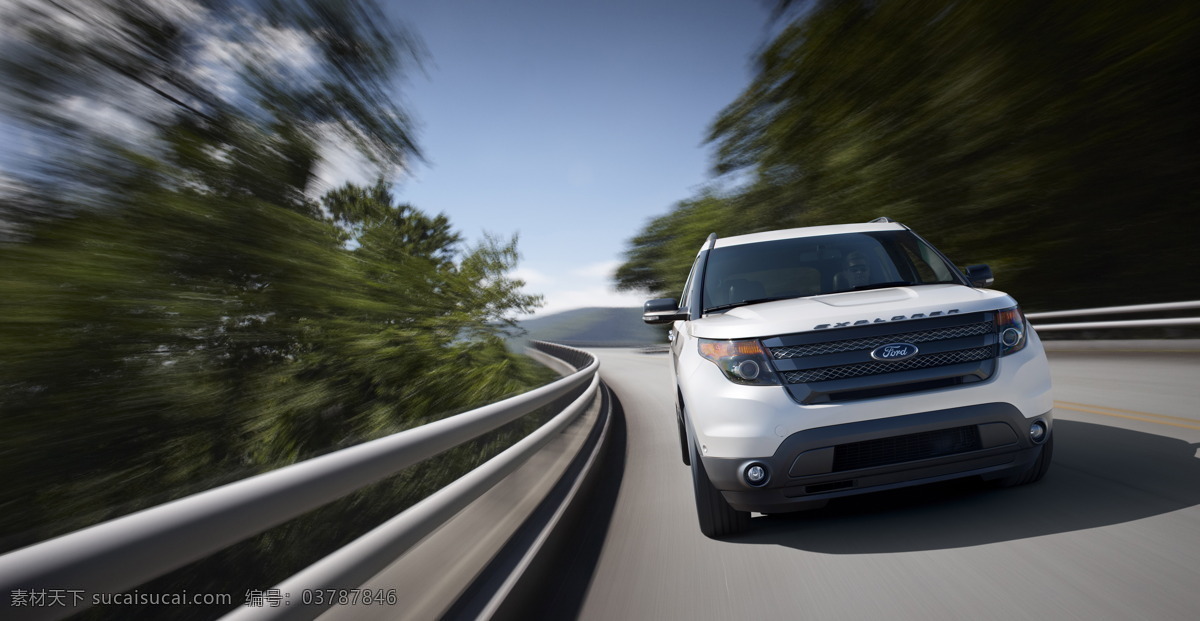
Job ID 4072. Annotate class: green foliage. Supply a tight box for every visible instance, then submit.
[616,192,755,299]
[0,1,551,607]
[621,0,1200,310]
[0,173,548,544]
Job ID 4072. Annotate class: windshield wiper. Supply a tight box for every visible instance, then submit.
[704,295,797,313]
[849,281,916,292]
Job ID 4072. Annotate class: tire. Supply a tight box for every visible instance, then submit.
[677,415,690,466]
[691,444,751,538]
[676,397,690,466]
[996,433,1054,487]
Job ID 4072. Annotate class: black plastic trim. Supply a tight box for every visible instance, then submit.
[687,249,711,321]
[783,359,996,404]
[700,403,1052,513]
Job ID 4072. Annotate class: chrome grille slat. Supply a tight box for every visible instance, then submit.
[780,347,995,383]
[770,321,993,359]
[765,312,999,402]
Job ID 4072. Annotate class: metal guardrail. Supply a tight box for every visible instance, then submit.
[1027,300,1200,331]
[4,301,1192,617]
[0,341,600,621]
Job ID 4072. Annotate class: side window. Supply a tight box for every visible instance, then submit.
[678,255,701,313]
[896,239,940,283]
[917,242,955,281]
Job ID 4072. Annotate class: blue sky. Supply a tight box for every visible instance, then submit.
[0,0,776,318]
[366,0,775,317]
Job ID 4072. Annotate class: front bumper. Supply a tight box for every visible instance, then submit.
[701,403,1053,513]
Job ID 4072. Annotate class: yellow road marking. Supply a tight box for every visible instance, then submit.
[1055,400,1199,424]
[1054,401,1200,431]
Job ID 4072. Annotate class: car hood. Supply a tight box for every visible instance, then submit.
[687,284,1014,340]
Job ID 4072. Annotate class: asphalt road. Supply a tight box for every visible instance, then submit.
[548,345,1200,621]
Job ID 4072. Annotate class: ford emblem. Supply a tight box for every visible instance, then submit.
[870,343,919,361]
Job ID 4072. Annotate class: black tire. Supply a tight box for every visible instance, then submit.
[691,444,751,538]
[677,415,690,466]
[997,433,1054,487]
[676,397,690,466]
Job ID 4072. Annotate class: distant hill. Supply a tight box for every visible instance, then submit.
[510,307,669,348]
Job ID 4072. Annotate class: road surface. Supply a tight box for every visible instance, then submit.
[545,345,1200,621]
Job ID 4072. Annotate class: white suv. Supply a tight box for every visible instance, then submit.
[643,219,1053,538]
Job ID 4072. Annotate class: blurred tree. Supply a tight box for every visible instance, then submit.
[621,0,1200,310]
[0,0,546,564]
[616,192,751,299]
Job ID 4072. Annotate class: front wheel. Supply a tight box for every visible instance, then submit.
[691,445,750,538]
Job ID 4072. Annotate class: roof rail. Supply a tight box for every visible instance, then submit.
[869,217,896,223]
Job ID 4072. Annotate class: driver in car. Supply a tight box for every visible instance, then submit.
[844,251,871,289]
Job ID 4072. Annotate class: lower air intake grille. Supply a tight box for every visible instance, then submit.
[832,426,981,472]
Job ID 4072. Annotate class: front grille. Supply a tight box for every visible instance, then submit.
[762,312,998,403]
[781,347,994,383]
[771,321,993,359]
[832,426,982,472]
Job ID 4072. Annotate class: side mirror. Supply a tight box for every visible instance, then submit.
[964,264,994,288]
[643,298,686,324]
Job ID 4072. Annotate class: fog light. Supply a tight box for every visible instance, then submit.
[1030,420,1047,443]
[744,463,768,486]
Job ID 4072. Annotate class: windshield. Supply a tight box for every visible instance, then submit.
[701,230,962,312]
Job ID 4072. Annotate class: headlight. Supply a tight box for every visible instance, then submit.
[995,306,1028,356]
[698,338,781,386]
